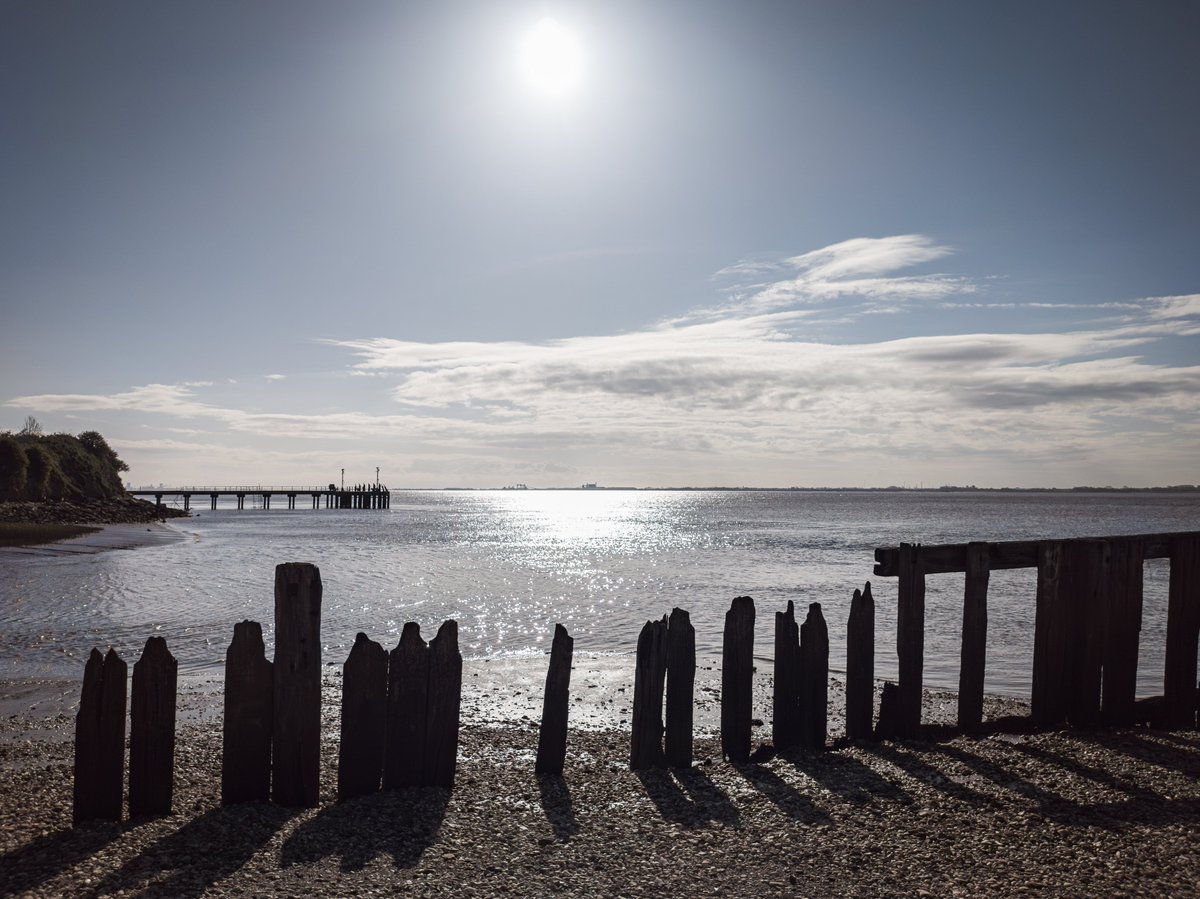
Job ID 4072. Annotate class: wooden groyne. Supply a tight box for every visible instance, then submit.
[871,531,1200,736]
[69,530,1200,824]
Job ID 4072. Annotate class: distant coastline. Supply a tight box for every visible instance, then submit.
[443,484,1200,493]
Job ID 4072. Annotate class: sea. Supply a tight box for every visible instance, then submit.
[1,490,1197,699]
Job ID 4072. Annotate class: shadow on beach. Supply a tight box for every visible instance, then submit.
[635,766,740,828]
[280,788,449,872]
[0,821,122,897]
[536,773,579,841]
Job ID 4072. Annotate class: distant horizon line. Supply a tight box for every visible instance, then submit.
[128,483,1200,494]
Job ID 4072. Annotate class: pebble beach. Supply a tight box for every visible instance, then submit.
[3,661,1199,898]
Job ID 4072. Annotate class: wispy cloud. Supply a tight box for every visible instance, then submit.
[7,237,1199,486]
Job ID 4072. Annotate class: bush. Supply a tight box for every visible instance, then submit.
[23,443,53,501]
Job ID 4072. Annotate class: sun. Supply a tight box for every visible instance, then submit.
[518,18,584,96]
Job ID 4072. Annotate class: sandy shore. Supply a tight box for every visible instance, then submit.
[3,659,1199,898]
[0,521,189,558]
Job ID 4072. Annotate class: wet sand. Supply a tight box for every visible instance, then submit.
[0,521,188,558]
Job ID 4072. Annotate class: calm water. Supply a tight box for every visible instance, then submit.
[2,490,1197,698]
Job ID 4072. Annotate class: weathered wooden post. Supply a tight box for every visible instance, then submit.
[721,596,755,763]
[129,637,177,817]
[1100,537,1143,726]
[773,601,801,751]
[957,542,990,732]
[799,603,828,750]
[536,624,574,776]
[384,622,429,790]
[630,616,668,770]
[1164,534,1200,729]
[73,648,127,824]
[1032,541,1067,726]
[1067,540,1106,728]
[338,633,388,802]
[896,544,925,739]
[222,621,273,805]
[424,620,462,789]
[875,681,901,740]
[665,607,695,768]
[845,583,874,741]
[272,562,322,808]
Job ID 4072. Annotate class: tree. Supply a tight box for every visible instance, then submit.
[78,430,129,473]
[19,416,42,436]
[0,436,28,500]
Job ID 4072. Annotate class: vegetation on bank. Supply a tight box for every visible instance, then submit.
[0,522,101,548]
[0,418,128,502]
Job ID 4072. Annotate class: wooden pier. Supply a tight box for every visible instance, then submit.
[128,485,390,511]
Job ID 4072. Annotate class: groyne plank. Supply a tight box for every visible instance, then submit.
[799,602,828,750]
[536,623,574,776]
[272,562,323,808]
[338,632,388,802]
[896,544,924,739]
[1032,542,1069,726]
[957,542,990,732]
[222,621,273,805]
[424,620,462,789]
[73,648,127,824]
[130,637,177,817]
[1101,538,1143,726]
[665,608,696,769]
[721,596,755,763]
[630,616,668,770]
[385,623,429,789]
[845,583,874,741]
[1164,535,1200,728]
[773,601,801,751]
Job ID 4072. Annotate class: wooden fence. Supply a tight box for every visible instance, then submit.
[71,532,1200,824]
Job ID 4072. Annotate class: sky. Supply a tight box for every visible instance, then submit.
[2,0,1199,488]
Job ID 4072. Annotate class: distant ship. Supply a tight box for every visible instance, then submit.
[581,482,597,489]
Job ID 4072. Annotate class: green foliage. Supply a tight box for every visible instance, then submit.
[0,436,28,498]
[0,429,130,502]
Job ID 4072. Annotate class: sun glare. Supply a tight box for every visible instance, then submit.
[518,18,583,96]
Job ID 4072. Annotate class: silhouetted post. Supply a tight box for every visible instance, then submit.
[129,637,177,817]
[1164,534,1200,728]
[896,544,925,739]
[845,583,874,740]
[630,616,668,770]
[875,681,901,740]
[222,621,273,805]
[338,633,388,802]
[772,601,801,751]
[664,607,695,768]
[73,648,127,825]
[1067,541,1105,728]
[957,542,990,733]
[424,620,463,788]
[799,603,828,750]
[272,562,322,807]
[536,624,574,776]
[721,596,755,763]
[385,622,429,789]
[1032,541,1068,726]
[1101,538,1144,726]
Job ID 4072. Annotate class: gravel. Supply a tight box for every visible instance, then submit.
[2,666,1198,898]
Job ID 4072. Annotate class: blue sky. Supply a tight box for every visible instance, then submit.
[3,1,1198,487]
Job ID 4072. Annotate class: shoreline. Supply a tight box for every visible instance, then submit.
[2,668,1198,897]
[0,520,189,558]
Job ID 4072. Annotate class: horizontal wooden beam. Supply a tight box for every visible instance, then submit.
[873,531,1200,578]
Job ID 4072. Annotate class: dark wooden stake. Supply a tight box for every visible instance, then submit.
[424,620,463,789]
[1066,540,1105,728]
[875,681,900,740]
[773,601,801,751]
[665,607,695,768]
[630,616,668,770]
[129,636,177,817]
[73,648,127,824]
[272,562,322,808]
[536,623,574,776]
[799,603,829,750]
[384,622,429,790]
[957,542,990,733]
[222,620,273,805]
[1032,541,1068,726]
[721,596,755,763]
[896,544,925,739]
[845,583,874,741]
[1164,534,1200,729]
[337,632,388,802]
[1101,538,1143,726]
